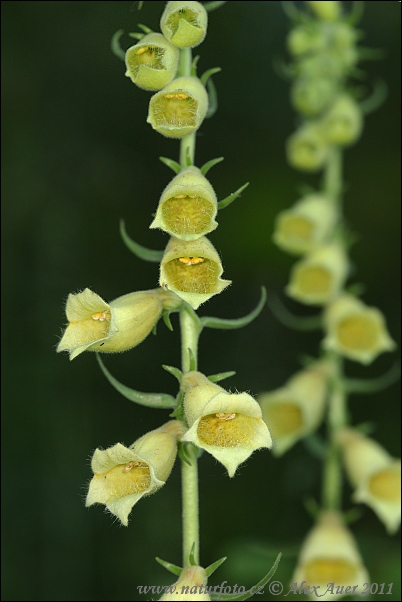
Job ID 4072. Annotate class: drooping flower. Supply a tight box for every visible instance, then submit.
[159,566,210,601]
[125,33,179,91]
[160,1,208,49]
[180,371,272,477]
[57,288,181,360]
[86,421,186,526]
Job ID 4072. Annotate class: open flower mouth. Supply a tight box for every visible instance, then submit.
[167,8,200,35]
[162,195,215,236]
[368,468,401,502]
[197,413,262,447]
[153,93,198,127]
[337,315,379,351]
[263,402,303,437]
[304,559,358,584]
[295,265,332,296]
[95,462,151,502]
[127,45,165,75]
[280,215,314,242]
[164,257,220,293]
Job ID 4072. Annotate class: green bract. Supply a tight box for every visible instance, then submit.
[150,166,218,240]
[125,33,179,91]
[160,1,208,49]
[159,236,231,309]
[147,76,208,138]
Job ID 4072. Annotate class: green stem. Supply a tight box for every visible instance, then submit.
[179,308,202,567]
[178,47,196,168]
[324,146,343,204]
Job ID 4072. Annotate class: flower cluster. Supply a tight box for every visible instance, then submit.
[263,2,399,597]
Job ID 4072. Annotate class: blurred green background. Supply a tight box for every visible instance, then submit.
[2,2,400,600]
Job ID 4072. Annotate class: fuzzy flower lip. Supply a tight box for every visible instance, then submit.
[180,372,272,477]
[86,421,185,526]
[160,1,208,49]
[125,33,179,91]
[338,429,401,534]
[292,511,369,602]
[322,294,396,364]
[150,166,218,241]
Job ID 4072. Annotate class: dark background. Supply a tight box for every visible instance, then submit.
[2,2,400,600]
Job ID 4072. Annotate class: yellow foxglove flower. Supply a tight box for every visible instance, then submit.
[180,371,272,477]
[259,362,330,456]
[338,429,401,534]
[147,76,208,139]
[286,243,348,305]
[150,166,218,240]
[286,122,330,172]
[322,294,396,364]
[159,566,210,601]
[292,512,369,601]
[57,288,181,360]
[159,236,231,309]
[86,421,186,526]
[273,194,338,255]
[125,33,179,91]
[307,1,341,22]
[160,1,208,49]
[321,95,363,146]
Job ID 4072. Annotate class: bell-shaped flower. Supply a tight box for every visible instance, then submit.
[147,76,208,139]
[321,95,363,146]
[160,1,208,49]
[180,371,272,477]
[159,236,231,309]
[125,33,179,91]
[322,294,396,364]
[150,166,218,240]
[57,288,181,360]
[159,566,210,601]
[273,194,338,255]
[338,429,401,534]
[292,511,369,601]
[259,362,331,456]
[86,420,186,526]
[286,243,348,305]
[286,122,330,172]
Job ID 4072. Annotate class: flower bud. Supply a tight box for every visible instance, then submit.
[338,429,401,534]
[322,294,396,364]
[307,1,341,22]
[150,167,218,240]
[321,95,363,146]
[291,77,338,117]
[125,33,179,91]
[273,194,338,255]
[57,288,181,360]
[293,512,369,601]
[259,362,330,456]
[286,123,330,172]
[286,24,327,57]
[160,236,231,309]
[181,372,272,477]
[160,1,208,49]
[86,421,186,526]
[159,566,210,600]
[147,76,208,138]
[286,244,348,306]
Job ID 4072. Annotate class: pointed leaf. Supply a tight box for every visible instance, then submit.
[191,55,200,77]
[206,77,218,119]
[218,182,249,210]
[343,507,364,525]
[96,354,177,408]
[178,442,193,466]
[162,364,183,382]
[205,556,227,578]
[203,1,227,11]
[120,219,164,262]
[201,67,221,87]
[137,23,153,34]
[159,156,182,174]
[344,363,400,394]
[189,542,197,566]
[207,371,236,383]
[128,32,146,40]
[185,146,192,167]
[359,79,387,115]
[210,553,282,601]
[137,1,144,9]
[201,287,266,330]
[188,347,197,371]
[162,310,174,331]
[155,557,182,576]
[267,294,322,331]
[201,157,224,176]
[111,29,126,61]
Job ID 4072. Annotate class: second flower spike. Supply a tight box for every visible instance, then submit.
[150,166,218,240]
[180,371,272,477]
[159,236,231,309]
